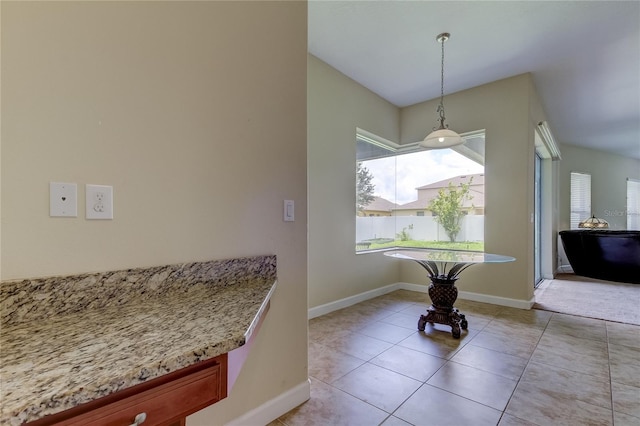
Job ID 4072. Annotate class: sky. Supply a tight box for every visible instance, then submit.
[363,149,484,205]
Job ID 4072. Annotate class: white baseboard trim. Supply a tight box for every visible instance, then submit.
[308,283,401,319]
[225,379,311,426]
[308,281,535,320]
[395,282,534,309]
[457,290,535,309]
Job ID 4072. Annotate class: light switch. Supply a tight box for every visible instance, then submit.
[50,182,78,217]
[284,200,294,222]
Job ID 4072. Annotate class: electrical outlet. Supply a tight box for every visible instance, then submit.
[50,182,78,217]
[86,184,113,220]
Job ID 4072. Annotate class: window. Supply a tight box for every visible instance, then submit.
[570,172,591,229]
[628,178,640,230]
[356,129,485,252]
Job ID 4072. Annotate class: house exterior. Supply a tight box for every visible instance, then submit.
[360,196,398,216]
[393,174,485,216]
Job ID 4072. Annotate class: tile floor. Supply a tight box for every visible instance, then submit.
[271,290,640,426]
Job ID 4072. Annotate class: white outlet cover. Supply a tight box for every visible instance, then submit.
[50,182,78,217]
[86,184,113,220]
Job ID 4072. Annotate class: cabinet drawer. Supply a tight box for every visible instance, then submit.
[29,355,227,426]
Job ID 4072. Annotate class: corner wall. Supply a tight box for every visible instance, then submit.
[1,2,308,424]
[400,74,541,303]
[307,54,401,308]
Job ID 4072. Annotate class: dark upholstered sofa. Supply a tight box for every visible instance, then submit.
[559,230,640,284]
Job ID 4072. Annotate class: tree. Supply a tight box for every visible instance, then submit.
[428,178,474,242]
[356,162,376,214]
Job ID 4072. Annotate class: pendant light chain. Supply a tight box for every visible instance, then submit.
[420,31,464,149]
[437,33,447,128]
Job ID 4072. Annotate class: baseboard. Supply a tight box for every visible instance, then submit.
[224,379,311,426]
[308,283,401,319]
[457,290,535,309]
[308,281,534,320]
[395,282,534,309]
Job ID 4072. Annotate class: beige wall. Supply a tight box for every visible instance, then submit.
[1,2,308,424]
[400,74,541,302]
[558,144,640,230]
[309,55,546,304]
[308,54,401,307]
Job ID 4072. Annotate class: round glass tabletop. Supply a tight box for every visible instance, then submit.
[383,249,515,264]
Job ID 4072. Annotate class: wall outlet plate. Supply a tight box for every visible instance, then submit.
[86,184,113,220]
[50,182,78,217]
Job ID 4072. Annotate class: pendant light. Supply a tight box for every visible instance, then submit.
[420,32,464,149]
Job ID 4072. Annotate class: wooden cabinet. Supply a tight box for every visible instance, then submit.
[27,354,228,426]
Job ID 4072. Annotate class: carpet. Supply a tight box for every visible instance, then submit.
[533,273,640,325]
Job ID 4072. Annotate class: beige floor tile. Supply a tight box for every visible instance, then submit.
[456,312,491,330]
[379,311,422,330]
[484,318,546,341]
[369,345,447,382]
[451,344,528,380]
[608,343,640,387]
[399,302,432,317]
[294,290,635,426]
[308,316,352,344]
[497,413,540,426]
[530,333,610,379]
[469,329,540,358]
[357,297,419,313]
[380,415,412,426]
[324,330,393,361]
[607,322,640,349]
[345,303,398,322]
[494,307,552,328]
[612,381,640,418]
[545,312,608,342]
[355,321,417,344]
[614,410,640,426]
[506,381,613,426]
[277,377,388,426]
[307,341,365,383]
[427,361,518,410]
[394,383,503,426]
[331,363,422,413]
[397,327,473,359]
[454,299,504,319]
[520,361,611,409]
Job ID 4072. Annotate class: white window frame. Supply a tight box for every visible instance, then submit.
[627,178,640,230]
[570,171,591,229]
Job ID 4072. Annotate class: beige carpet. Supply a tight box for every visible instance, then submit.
[534,273,640,325]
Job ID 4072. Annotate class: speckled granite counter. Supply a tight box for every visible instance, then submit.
[0,255,277,426]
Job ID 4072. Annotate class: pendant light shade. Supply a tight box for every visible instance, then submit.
[420,32,464,149]
[422,128,464,148]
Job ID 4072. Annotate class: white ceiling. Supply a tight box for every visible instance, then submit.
[308,0,640,160]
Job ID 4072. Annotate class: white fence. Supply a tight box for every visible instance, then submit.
[356,215,484,243]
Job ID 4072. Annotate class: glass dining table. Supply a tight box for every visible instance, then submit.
[384,248,515,338]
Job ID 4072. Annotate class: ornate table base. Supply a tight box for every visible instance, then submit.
[417,277,468,338]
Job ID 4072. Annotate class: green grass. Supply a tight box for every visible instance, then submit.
[362,240,484,252]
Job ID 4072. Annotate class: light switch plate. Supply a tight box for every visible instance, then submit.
[86,184,113,220]
[284,200,294,222]
[50,182,78,217]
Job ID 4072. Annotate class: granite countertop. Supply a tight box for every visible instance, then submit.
[0,256,277,426]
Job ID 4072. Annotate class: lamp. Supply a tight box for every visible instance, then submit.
[421,32,464,149]
[579,215,609,229]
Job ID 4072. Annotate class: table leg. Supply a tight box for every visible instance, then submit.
[417,279,468,338]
